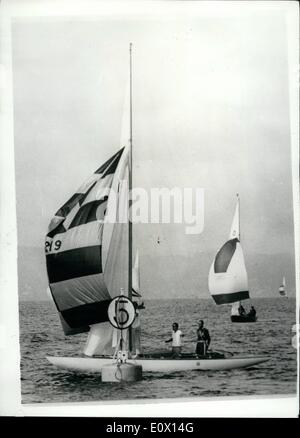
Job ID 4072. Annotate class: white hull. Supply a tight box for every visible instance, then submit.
[47,355,269,373]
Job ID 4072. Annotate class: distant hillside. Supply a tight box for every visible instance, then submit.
[140,252,296,299]
[17,246,296,301]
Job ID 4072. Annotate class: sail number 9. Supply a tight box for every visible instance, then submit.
[108,296,135,330]
[45,240,62,253]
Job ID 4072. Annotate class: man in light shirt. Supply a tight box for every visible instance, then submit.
[165,322,184,357]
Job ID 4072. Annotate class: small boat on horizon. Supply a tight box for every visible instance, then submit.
[279,276,288,297]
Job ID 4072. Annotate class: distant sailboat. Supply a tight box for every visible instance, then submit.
[45,46,268,374]
[279,276,287,297]
[208,195,257,323]
[132,250,145,308]
[132,250,141,298]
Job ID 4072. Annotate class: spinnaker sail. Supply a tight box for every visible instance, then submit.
[208,195,249,305]
[45,147,129,337]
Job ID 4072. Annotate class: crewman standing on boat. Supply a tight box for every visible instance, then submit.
[196,320,211,356]
[165,322,184,357]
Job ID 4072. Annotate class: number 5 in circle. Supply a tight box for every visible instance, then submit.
[108,296,135,330]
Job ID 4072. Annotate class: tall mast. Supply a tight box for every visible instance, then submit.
[128,43,133,351]
[237,193,240,241]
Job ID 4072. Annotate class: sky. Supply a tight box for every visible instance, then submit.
[10,6,297,299]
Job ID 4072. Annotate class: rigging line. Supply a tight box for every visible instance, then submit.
[128,43,133,352]
[113,332,122,360]
[115,362,123,382]
[237,193,240,242]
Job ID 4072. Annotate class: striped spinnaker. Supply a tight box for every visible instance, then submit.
[45,147,128,335]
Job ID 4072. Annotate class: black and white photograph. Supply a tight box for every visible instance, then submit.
[0,0,299,417]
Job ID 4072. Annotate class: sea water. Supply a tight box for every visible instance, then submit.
[19,298,297,404]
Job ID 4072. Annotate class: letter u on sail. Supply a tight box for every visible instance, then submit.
[45,146,129,335]
[208,196,249,305]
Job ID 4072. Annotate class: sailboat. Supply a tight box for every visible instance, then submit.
[132,250,145,309]
[279,276,287,297]
[208,195,257,323]
[46,46,268,373]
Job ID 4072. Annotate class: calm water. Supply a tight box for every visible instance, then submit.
[19,298,297,404]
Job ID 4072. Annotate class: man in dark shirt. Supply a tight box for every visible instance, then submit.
[196,320,211,356]
[248,306,256,317]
